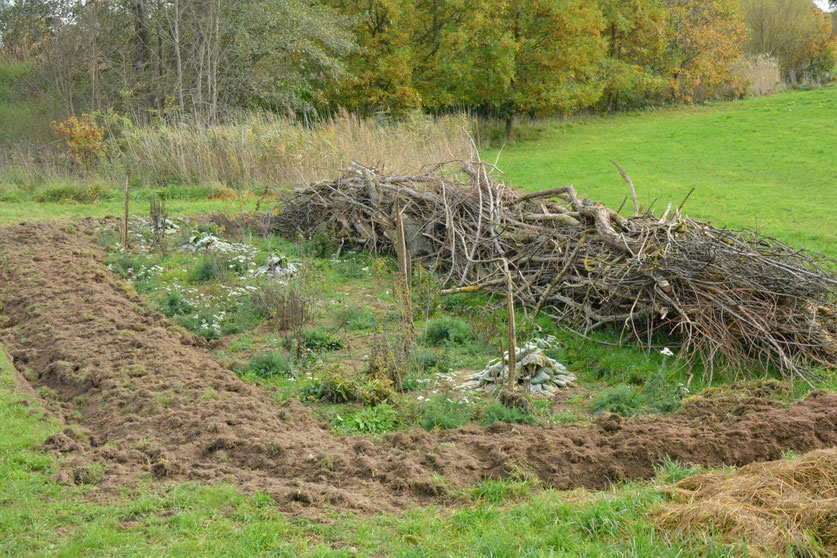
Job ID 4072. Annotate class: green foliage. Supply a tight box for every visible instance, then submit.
[31,182,112,203]
[481,402,535,426]
[235,352,291,380]
[422,317,472,347]
[420,394,471,431]
[189,255,227,283]
[309,369,395,405]
[299,328,344,352]
[591,385,646,416]
[333,404,399,435]
[156,291,194,318]
[334,307,376,331]
[654,457,701,484]
[591,376,685,417]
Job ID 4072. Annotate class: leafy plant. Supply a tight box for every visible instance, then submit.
[236,352,291,380]
[311,369,395,405]
[156,291,194,317]
[334,307,376,331]
[591,385,645,416]
[333,404,398,435]
[300,328,344,352]
[482,402,534,426]
[422,317,472,347]
[420,394,471,431]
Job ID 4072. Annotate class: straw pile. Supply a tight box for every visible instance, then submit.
[656,449,837,557]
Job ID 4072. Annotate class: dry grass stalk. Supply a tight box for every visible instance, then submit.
[655,449,837,557]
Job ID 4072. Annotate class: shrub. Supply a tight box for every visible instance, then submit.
[410,347,439,372]
[422,317,472,347]
[420,394,471,431]
[591,385,645,416]
[481,402,534,426]
[333,404,398,435]
[51,114,107,167]
[235,351,291,379]
[367,333,410,390]
[251,280,311,331]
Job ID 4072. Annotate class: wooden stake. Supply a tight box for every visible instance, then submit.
[502,258,517,388]
[394,199,414,337]
[122,176,129,247]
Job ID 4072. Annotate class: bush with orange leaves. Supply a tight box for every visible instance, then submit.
[51,114,107,168]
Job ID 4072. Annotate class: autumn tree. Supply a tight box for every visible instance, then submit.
[663,0,748,102]
[454,0,605,139]
[740,0,836,83]
[597,0,670,111]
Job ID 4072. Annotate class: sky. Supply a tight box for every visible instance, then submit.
[814,0,832,10]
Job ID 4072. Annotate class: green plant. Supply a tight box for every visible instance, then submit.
[334,307,376,331]
[410,347,439,372]
[654,457,701,484]
[420,394,471,431]
[313,369,395,405]
[333,404,398,435]
[156,291,194,317]
[300,328,344,352]
[591,385,645,416]
[481,402,535,426]
[236,352,291,380]
[189,255,228,283]
[422,317,472,347]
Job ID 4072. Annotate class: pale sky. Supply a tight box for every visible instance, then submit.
[814,0,832,11]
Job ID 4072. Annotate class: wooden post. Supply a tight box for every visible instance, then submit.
[394,198,414,337]
[122,176,130,247]
[502,258,517,388]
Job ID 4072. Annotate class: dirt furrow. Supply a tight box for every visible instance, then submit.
[1,220,836,515]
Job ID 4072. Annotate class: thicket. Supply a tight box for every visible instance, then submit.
[0,0,833,179]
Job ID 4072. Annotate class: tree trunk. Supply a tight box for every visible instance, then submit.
[504,115,513,143]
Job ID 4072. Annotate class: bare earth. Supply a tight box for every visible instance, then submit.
[1,220,835,516]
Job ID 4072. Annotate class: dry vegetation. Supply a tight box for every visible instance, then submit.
[657,448,837,557]
[266,161,837,382]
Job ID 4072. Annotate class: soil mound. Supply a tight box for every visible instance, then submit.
[1,220,836,515]
[656,448,837,557]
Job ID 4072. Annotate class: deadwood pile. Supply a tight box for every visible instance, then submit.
[260,161,837,382]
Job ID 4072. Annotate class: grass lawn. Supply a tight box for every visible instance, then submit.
[491,87,837,257]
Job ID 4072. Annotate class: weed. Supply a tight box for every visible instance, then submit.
[189,254,230,283]
[333,404,398,435]
[367,333,411,390]
[311,369,395,405]
[299,328,344,352]
[156,291,194,318]
[654,457,701,484]
[334,306,376,331]
[420,393,471,431]
[422,317,472,347]
[410,347,439,372]
[235,352,291,380]
[251,279,311,332]
[481,402,534,426]
[591,385,645,416]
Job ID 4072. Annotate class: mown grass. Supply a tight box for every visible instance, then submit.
[490,87,837,257]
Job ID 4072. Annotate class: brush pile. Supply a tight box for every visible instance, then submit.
[263,161,837,381]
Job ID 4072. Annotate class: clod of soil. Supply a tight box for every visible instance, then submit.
[1,220,836,516]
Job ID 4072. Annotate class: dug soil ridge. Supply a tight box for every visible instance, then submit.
[1,220,836,515]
